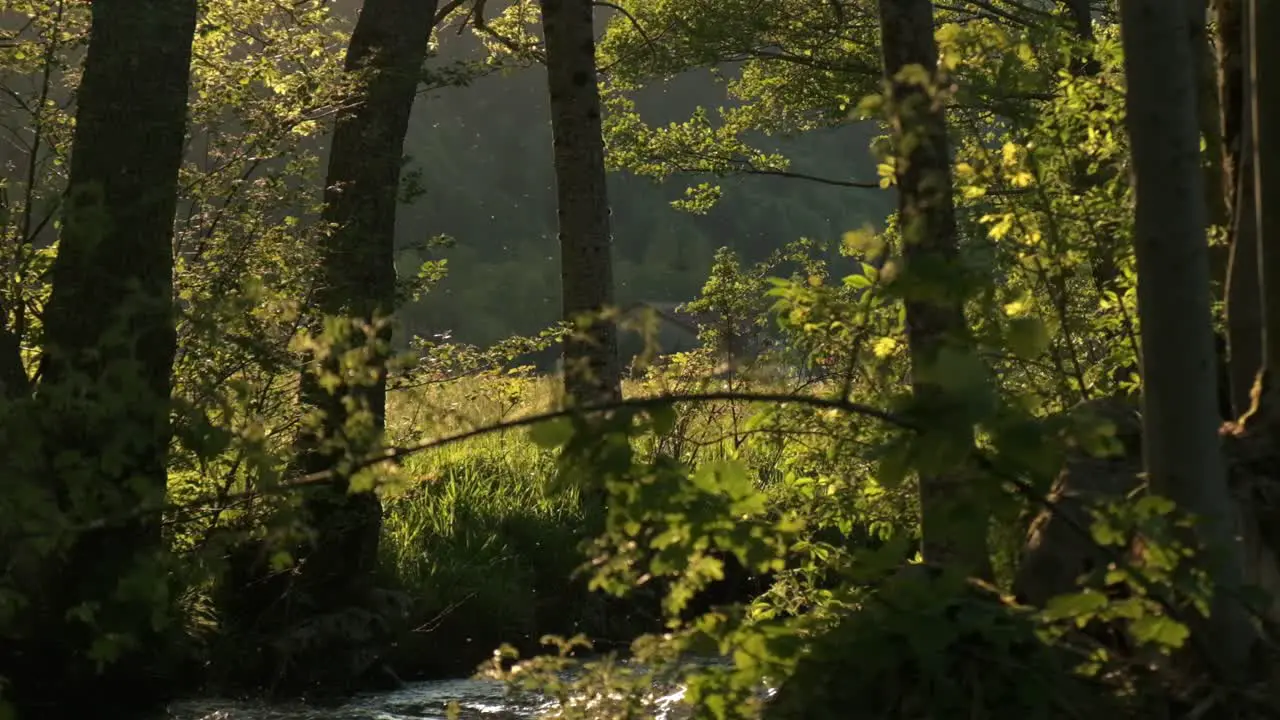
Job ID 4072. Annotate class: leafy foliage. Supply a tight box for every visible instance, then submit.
[2,0,1276,718]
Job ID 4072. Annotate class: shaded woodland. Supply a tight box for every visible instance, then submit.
[4,1,1280,719]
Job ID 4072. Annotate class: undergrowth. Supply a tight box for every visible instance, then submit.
[374,366,819,678]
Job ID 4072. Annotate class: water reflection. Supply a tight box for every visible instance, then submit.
[167,676,693,720]
[167,678,553,720]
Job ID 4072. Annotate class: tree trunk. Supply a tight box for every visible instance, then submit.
[1221,0,1264,416]
[1187,0,1229,236]
[1217,0,1245,207]
[1250,0,1280,382]
[1227,127,1262,416]
[0,318,25,400]
[9,0,197,714]
[1117,0,1255,681]
[286,0,438,682]
[877,0,992,579]
[539,0,622,410]
[1186,0,1235,420]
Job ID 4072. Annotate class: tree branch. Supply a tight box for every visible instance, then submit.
[20,390,910,541]
[731,166,882,189]
[433,0,468,28]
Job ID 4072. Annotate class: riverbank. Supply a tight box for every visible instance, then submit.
[167,676,561,719]
[190,369,795,699]
[168,665,710,720]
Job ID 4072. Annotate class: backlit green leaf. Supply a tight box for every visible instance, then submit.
[528,417,574,449]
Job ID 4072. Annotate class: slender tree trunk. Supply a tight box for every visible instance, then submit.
[0,317,25,399]
[1250,0,1280,382]
[9,0,197,714]
[877,0,991,579]
[1218,0,1246,205]
[1117,0,1255,681]
[1185,0,1235,420]
[1221,0,1264,416]
[1227,122,1262,417]
[291,0,438,637]
[1188,0,1229,236]
[540,0,622,411]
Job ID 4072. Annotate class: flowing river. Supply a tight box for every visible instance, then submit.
[166,676,695,720]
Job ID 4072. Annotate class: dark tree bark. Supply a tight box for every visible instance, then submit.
[0,317,25,400]
[287,0,439,660]
[1181,0,1234,417]
[1220,0,1264,417]
[877,0,991,579]
[1249,0,1280,382]
[1230,0,1280,437]
[539,0,622,410]
[1184,1,1232,423]
[1226,105,1262,416]
[1218,0,1246,202]
[1117,0,1255,681]
[1187,0,1229,235]
[3,0,198,715]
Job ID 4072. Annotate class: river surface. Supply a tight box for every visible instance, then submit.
[165,676,692,720]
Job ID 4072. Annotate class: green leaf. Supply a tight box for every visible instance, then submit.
[1129,614,1189,649]
[845,273,872,290]
[1042,589,1108,622]
[1089,517,1127,548]
[649,404,677,435]
[270,550,295,572]
[928,346,990,397]
[841,226,883,257]
[1132,494,1176,518]
[528,417,574,449]
[694,459,755,502]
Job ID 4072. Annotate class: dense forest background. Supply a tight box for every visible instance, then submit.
[399,36,889,347]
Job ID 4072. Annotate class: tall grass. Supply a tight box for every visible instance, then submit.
[378,373,596,676]
[374,363,828,677]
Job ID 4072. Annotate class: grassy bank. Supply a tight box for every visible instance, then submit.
[372,364,820,678]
